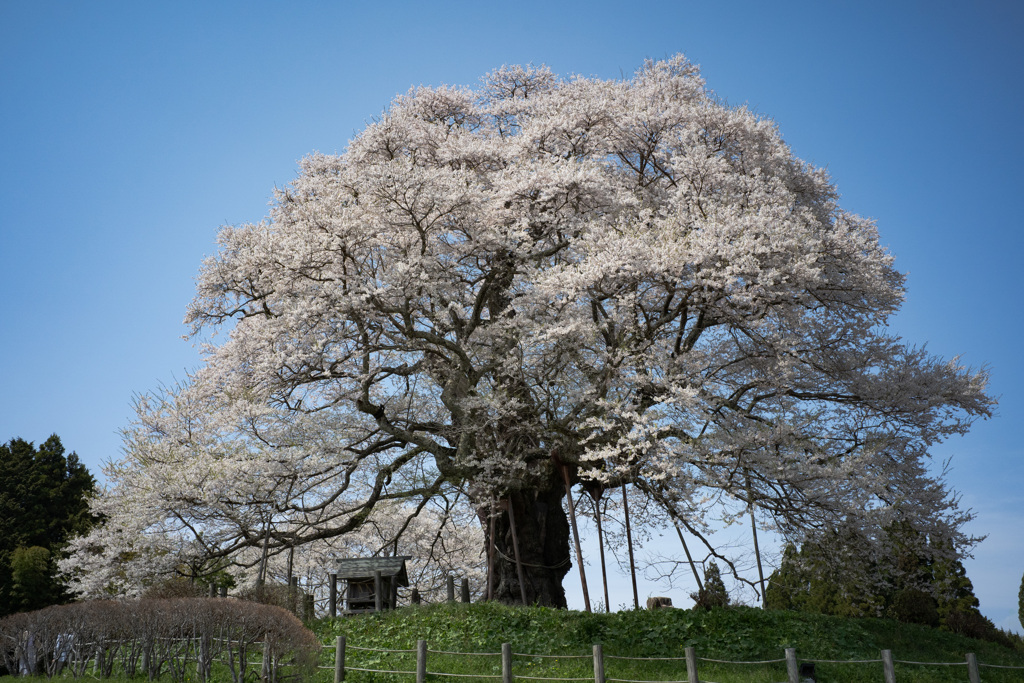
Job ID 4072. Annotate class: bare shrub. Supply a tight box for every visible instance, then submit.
[235,581,299,612]
[141,577,206,600]
[0,597,319,681]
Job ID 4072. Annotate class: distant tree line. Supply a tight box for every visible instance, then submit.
[0,436,97,616]
[765,520,1019,648]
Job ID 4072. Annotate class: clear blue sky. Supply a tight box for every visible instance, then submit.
[2,1,1021,631]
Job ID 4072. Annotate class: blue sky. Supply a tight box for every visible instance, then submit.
[1,1,1021,630]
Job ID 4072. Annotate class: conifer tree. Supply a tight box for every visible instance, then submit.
[1018,570,1023,632]
[690,561,729,610]
[0,436,96,615]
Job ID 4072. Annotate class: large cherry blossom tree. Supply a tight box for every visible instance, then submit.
[77,56,992,607]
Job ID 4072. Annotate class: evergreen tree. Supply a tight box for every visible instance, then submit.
[0,435,97,615]
[1018,571,1023,633]
[765,522,993,636]
[690,561,729,610]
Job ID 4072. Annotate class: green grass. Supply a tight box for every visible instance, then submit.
[315,602,1024,683]
[5,603,1023,682]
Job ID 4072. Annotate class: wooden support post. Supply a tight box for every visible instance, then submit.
[411,588,421,604]
[592,488,610,612]
[391,576,398,610]
[416,639,427,683]
[488,507,497,601]
[785,648,798,683]
[684,646,699,683]
[881,649,896,683]
[966,652,980,683]
[506,499,529,605]
[592,643,605,683]
[461,578,470,603]
[261,637,270,683]
[673,522,703,592]
[289,576,299,615]
[304,594,314,621]
[209,582,216,598]
[219,585,227,598]
[750,508,766,606]
[374,571,382,612]
[502,642,513,683]
[329,573,338,617]
[621,484,639,610]
[447,575,455,603]
[334,636,346,683]
[561,464,592,613]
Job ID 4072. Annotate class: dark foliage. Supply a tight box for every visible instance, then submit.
[891,589,940,627]
[765,523,1015,648]
[1019,571,1023,637]
[0,435,97,615]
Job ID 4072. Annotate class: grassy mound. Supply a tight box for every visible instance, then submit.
[317,602,1024,683]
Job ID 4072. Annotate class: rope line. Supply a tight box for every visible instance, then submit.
[697,657,786,664]
[495,546,572,570]
[979,663,1024,669]
[512,676,592,681]
[804,658,881,664]
[345,666,416,675]
[513,652,589,659]
[893,660,965,666]
[427,671,502,679]
[606,655,685,661]
[429,649,501,656]
[347,644,415,653]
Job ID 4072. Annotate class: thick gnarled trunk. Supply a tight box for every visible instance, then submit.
[482,479,572,608]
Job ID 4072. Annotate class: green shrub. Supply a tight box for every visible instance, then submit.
[891,589,940,627]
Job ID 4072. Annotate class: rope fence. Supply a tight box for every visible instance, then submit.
[12,637,311,681]
[329,636,1024,683]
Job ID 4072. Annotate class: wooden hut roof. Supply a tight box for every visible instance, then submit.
[335,556,411,586]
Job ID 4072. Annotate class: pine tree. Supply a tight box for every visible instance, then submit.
[690,561,729,610]
[0,436,97,615]
[1018,571,1023,633]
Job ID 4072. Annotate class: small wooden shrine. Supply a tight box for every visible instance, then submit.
[334,556,411,613]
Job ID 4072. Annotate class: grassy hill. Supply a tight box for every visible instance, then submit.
[317,602,1024,683]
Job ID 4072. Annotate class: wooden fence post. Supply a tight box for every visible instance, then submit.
[881,649,896,683]
[966,652,980,683]
[289,576,299,615]
[329,573,338,618]
[374,571,383,612]
[412,588,421,604]
[461,578,471,603]
[209,583,216,598]
[416,639,427,683]
[685,646,699,683]
[785,648,798,683]
[334,635,345,683]
[447,575,456,603]
[502,642,513,683]
[592,643,605,683]
[219,585,227,598]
